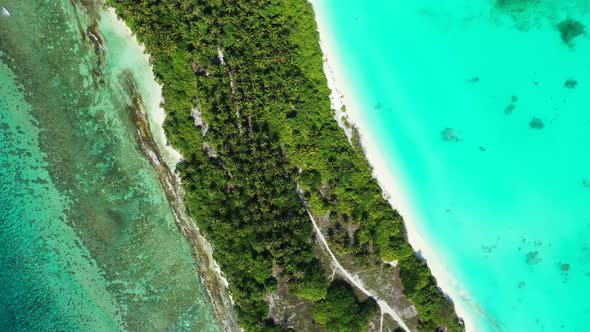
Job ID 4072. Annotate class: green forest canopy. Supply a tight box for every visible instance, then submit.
[107,0,463,331]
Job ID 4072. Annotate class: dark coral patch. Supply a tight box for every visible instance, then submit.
[526,251,541,265]
[441,128,460,142]
[505,103,516,115]
[495,0,539,10]
[564,79,578,89]
[529,117,544,129]
[557,19,585,45]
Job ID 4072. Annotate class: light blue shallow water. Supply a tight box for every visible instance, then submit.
[317,1,590,331]
[0,1,219,330]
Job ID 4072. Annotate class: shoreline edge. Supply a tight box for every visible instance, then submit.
[102,6,239,331]
[307,1,477,331]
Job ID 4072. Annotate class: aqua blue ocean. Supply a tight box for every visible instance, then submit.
[0,1,218,330]
[316,1,590,331]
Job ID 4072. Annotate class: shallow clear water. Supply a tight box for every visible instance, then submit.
[0,1,218,330]
[317,1,590,331]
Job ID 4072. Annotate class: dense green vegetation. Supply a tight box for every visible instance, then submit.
[107,0,462,331]
[313,281,378,332]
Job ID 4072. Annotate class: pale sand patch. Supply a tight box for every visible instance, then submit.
[308,1,477,331]
[102,7,183,170]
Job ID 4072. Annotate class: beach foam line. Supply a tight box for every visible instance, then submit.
[308,1,477,331]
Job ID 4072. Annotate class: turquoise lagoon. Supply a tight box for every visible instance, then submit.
[0,1,218,330]
[315,1,590,331]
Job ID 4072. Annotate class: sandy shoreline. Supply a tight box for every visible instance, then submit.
[103,7,183,169]
[103,1,475,330]
[308,1,476,331]
[101,7,239,331]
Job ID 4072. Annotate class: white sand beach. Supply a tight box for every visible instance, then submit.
[102,7,184,170]
[308,1,477,330]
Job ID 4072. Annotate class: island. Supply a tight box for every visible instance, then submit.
[107,0,463,331]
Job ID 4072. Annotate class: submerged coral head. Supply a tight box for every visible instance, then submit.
[529,117,544,129]
[526,251,541,265]
[564,79,578,89]
[557,19,585,45]
[441,128,460,142]
[495,0,540,11]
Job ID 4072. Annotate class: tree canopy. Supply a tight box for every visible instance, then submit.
[108,0,463,330]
